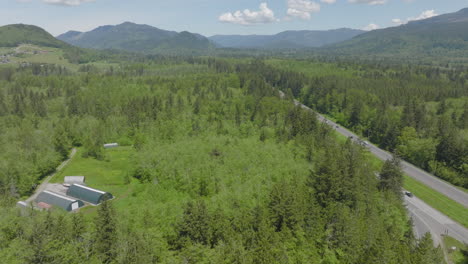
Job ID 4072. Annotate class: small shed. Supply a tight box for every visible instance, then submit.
[16,201,29,209]
[36,191,84,212]
[67,184,113,205]
[64,176,86,185]
[103,143,119,149]
[16,201,31,216]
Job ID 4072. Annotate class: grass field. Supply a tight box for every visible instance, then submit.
[51,146,137,199]
[7,45,79,70]
[0,44,117,71]
[266,59,358,78]
[443,236,468,264]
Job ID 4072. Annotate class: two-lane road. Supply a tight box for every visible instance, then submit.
[313,111,468,208]
[286,96,468,245]
[405,194,468,244]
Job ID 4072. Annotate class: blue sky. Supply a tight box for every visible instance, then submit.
[2,0,468,36]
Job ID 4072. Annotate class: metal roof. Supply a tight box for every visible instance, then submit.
[64,176,85,184]
[37,202,52,209]
[66,184,113,205]
[36,191,84,211]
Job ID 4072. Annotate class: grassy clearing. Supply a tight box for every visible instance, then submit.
[443,236,468,264]
[51,146,137,198]
[266,59,358,78]
[0,44,116,71]
[8,47,79,70]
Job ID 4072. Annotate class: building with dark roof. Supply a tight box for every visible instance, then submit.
[66,184,113,205]
[36,191,85,212]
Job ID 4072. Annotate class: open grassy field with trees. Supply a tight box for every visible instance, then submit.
[0,57,448,263]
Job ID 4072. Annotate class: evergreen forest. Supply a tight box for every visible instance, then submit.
[0,57,451,263]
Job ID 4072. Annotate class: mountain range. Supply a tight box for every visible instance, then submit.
[57,22,214,54]
[209,28,365,49]
[1,7,468,58]
[57,23,364,52]
[327,7,468,57]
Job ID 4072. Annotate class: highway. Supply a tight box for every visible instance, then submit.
[295,101,468,209]
[405,194,468,245]
[314,111,468,208]
[285,96,468,246]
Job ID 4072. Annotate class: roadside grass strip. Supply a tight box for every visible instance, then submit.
[404,175,468,228]
[360,145,468,229]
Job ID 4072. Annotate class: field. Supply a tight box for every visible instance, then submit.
[0,44,117,71]
[51,146,137,207]
[266,59,358,78]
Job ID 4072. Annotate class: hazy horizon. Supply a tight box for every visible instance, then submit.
[2,0,467,36]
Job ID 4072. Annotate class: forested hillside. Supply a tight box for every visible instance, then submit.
[0,59,444,263]
[57,22,214,54]
[326,8,468,60]
[0,24,67,48]
[209,28,364,49]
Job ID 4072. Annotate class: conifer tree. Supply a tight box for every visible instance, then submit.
[94,201,117,264]
[379,156,403,197]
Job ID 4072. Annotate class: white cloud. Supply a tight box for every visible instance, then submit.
[287,0,321,20]
[348,0,387,5]
[363,23,379,31]
[321,0,336,4]
[219,3,278,25]
[42,0,95,6]
[408,9,438,21]
[392,18,403,25]
[392,9,438,25]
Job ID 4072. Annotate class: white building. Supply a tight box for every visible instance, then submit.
[64,176,86,186]
[103,143,119,149]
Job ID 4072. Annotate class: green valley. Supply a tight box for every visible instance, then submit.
[1,3,468,264]
[0,57,447,263]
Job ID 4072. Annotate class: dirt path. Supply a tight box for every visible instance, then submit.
[26,148,77,203]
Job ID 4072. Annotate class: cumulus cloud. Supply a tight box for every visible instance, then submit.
[363,23,379,31]
[408,9,438,21]
[392,10,438,25]
[219,3,277,25]
[287,0,321,20]
[391,18,404,25]
[348,0,387,5]
[43,0,95,6]
[321,0,336,4]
